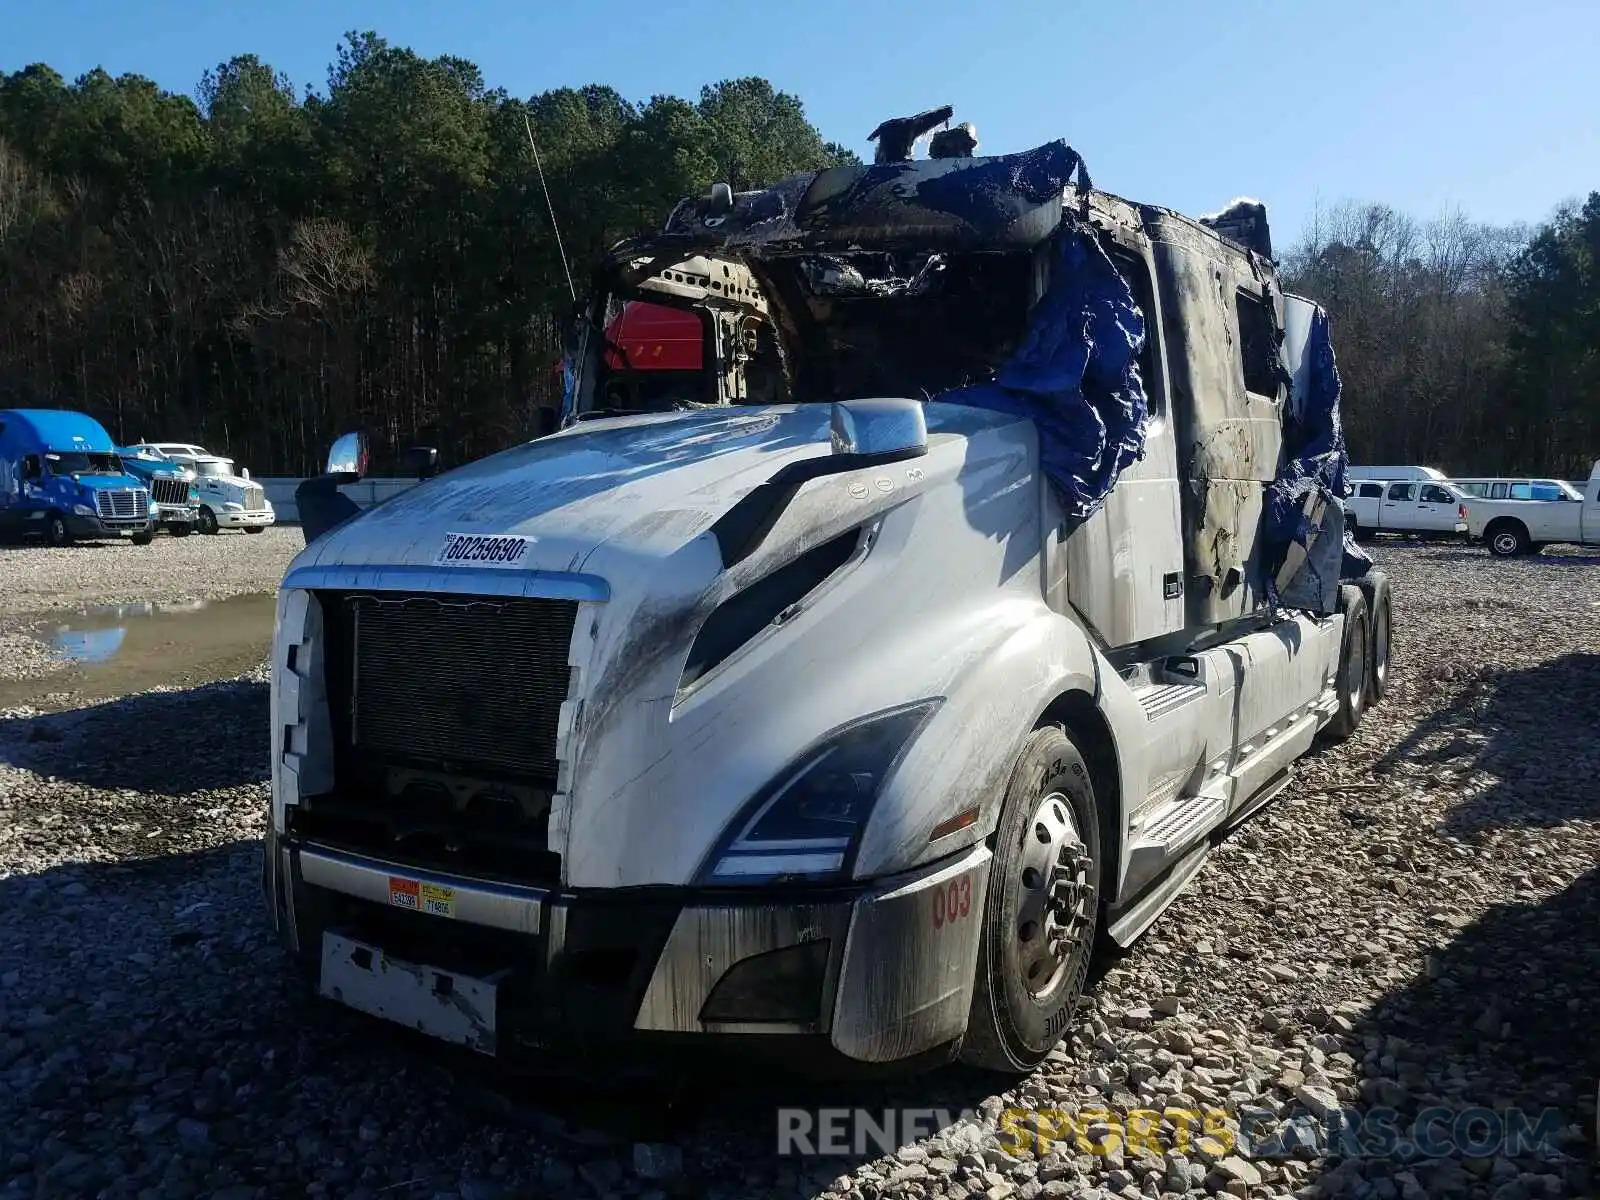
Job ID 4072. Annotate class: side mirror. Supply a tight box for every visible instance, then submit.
[240,467,251,481]
[829,398,928,461]
[325,431,368,481]
[404,446,439,481]
[536,408,559,438]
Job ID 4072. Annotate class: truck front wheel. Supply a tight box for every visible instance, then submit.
[197,507,219,535]
[169,523,192,538]
[961,724,1102,1074]
[44,513,71,547]
[1486,520,1530,558]
[132,531,154,546]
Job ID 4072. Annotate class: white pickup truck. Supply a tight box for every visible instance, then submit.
[1346,479,1469,541]
[1465,460,1600,556]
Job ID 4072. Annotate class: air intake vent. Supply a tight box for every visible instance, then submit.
[681,527,862,690]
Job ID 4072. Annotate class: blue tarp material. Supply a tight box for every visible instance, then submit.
[940,226,1149,523]
[1263,302,1372,612]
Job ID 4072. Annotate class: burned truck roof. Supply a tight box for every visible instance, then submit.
[602,138,1275,274]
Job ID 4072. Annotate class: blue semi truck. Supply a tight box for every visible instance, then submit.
[0,409,159,545]
[116,444,199,536]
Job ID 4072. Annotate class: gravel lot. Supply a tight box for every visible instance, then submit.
[2,541,1598,1200]
[0,527,300,687]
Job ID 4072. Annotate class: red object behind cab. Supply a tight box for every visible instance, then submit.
[603,302,703,372]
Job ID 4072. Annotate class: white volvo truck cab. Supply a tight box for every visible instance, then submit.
[265,119,1391,1076]
[163,452,274,534]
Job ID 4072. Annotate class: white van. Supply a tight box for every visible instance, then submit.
[1347,465,1447,484]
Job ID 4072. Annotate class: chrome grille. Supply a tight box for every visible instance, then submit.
[95,489,148,520]
[332,592,579,782]
[151,477,189,507]
[243,484,266,511]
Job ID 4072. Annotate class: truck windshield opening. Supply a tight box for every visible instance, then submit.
[586,247,1036,416]
[45,451,122,474]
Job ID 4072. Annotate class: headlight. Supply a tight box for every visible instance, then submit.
[148,501,160,515]
[698,699,940,885]
[72,503,95,517]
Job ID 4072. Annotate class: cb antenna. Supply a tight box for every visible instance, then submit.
[524,112,577,302]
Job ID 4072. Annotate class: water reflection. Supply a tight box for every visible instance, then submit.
[45,599,213,664]
[49,626,128,663]
[2,592,277,712]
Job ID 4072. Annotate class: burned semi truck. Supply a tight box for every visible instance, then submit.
[267,116,1388,1075]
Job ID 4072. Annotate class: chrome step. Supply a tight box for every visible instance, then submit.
[1123,786,1229,898]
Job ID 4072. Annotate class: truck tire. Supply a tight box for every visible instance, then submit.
[244,526,264,535]
[45,513,71,547]
[961,724,1102,1074]
[1485,519,1530,558]
[169,523,192,538]
[1357,572,1391,703]
[132,531,154,546]
[197,506,220,535]
[1324,585,1369,743]
[1344,513,1360,540]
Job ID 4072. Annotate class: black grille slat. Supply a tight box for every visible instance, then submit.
[152,478,188,507]
[341,594,578,782]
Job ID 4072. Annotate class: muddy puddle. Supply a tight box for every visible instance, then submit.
[0,593,276,711]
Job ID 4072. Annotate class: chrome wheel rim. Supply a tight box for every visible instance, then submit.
[1492,532,1518,556]
[1014,791,1093,997]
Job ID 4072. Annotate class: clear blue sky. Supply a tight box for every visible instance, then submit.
[7,0,1597,249]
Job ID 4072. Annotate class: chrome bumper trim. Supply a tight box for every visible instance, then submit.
[283,563,610,603]
[295,844,547,935]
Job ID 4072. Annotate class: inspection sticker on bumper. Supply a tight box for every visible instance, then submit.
[419,883,456,919]
[388,877,420,910]
[435,531,533,567]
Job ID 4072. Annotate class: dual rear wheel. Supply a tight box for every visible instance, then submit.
[1326,573,1392,741]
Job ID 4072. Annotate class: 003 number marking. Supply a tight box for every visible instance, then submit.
[932,874,973,929]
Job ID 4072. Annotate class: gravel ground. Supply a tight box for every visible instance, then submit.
[2,541,1598,1200]
[0,528,300,685]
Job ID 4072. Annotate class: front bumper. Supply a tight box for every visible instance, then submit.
[157,505,199,527]
[264,827,991,1071]
[64,513,156,538]
[217,508,275,528]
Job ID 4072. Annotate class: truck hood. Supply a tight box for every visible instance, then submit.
[73,473,143,489]
[293,405,904,576]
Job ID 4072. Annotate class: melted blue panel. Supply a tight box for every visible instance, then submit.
[939,227,1149,523]
[1265,302,1372,612]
